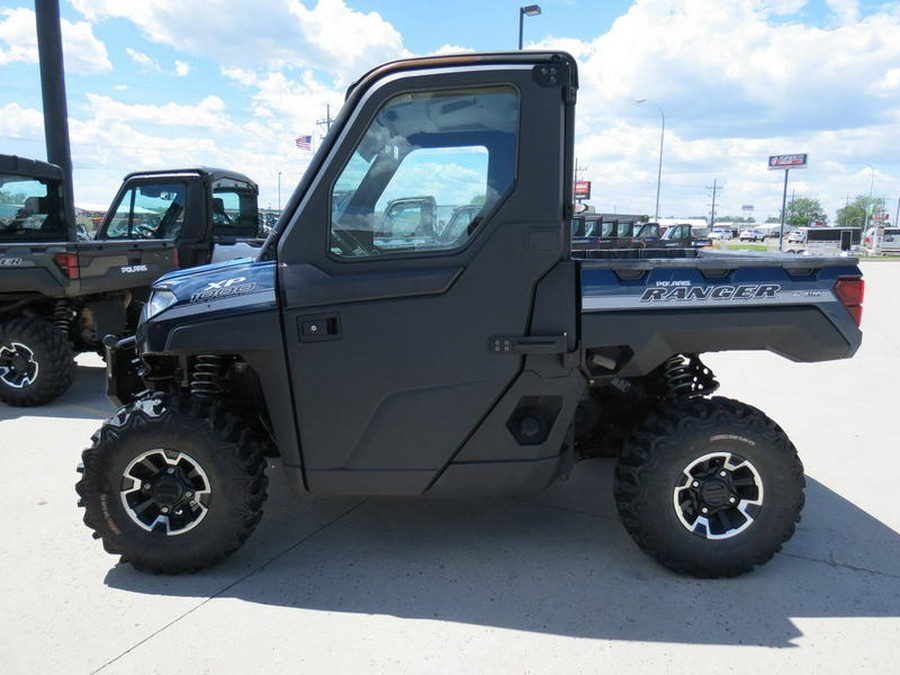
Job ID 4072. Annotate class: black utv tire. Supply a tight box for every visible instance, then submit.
[0,318,75,407]
[76,395,268,574]
[614,396,804,578]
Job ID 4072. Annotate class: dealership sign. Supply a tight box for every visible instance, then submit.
[768,154,808,170]
[574,180,592,199]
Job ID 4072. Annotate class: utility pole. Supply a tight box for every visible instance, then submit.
[317,104,334,135]
[706,179,722,226]
[574,158,588,181]
[35,0,76,230]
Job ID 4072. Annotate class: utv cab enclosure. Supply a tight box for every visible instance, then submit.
[77,52,864,579]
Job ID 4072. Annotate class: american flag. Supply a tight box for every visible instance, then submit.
[295,135,312,151]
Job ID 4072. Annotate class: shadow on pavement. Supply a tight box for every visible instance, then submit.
[0,360,113,422]
[102,458,900,647]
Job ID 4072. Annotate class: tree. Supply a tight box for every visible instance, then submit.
[714,215,755,224]
[783,196,826,227]
[0,191,27,205]
[836,194,885,228]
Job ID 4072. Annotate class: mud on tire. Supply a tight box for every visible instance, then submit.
[0,318,75,407]
[614,396,805,578]
[76,395,268,574]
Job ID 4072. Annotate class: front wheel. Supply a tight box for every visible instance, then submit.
[76,395,268,573]
[0,318,75,407]
[614,396,804,578]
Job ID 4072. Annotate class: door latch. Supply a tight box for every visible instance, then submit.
[298,314,341,342]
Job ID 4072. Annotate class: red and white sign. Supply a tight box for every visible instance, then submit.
[574,180,592,199]
[768,154,808,170]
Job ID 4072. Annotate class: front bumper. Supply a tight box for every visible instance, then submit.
[104,335,147,408]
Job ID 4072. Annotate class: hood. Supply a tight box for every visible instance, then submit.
[151,258,277,318]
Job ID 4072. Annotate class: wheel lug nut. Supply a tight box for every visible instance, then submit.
[160,506,169,514]
[719,471,727,478]
[692,481,700,488]
[184,491,193,499]
[143,482,151,490]
[167,467,175,475]
[729,497,736,504]
[701,507,709,514]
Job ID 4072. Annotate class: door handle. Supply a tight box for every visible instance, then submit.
[298,314,341,342]
[489,334,567,354]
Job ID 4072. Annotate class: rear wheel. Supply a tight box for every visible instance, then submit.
[76,395,268,573]
[614,396,804,577]
[0,318,75,407]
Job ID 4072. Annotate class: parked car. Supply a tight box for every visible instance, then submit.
[739,228,766,242]
[658,223,712,248]
[708,226,733,241]
[864,226,900,253]
[787,229,805,244]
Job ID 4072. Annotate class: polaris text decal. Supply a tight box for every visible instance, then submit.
[0,257,25,266]
[640,281,782,303]
[120,264,149,274]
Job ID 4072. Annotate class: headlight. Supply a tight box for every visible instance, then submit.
[143,289,178,321]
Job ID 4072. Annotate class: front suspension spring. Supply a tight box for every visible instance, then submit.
[190,355,225,397]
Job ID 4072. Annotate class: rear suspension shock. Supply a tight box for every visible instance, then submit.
[53,300,74,338]
[662,354,719,399]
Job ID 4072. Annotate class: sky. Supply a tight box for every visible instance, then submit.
[1,0,899,222]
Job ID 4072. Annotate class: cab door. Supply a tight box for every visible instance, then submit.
[276,54,579,495]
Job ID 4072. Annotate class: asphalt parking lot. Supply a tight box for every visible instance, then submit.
[1,260,898,674]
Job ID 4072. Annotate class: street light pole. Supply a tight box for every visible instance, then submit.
[636,98,665,222]
[518,5,542,50]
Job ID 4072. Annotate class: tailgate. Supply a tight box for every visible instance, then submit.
[0,242,73,298]
[72,240,179,294]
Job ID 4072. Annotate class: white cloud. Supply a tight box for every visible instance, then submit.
[0,7,111,74]
[7,0,897,222]
[84,93,235,132]
[825,0,860,25]
[433,44,476,56]
[221,66,258,87]
[125,48,188,77]
[0,8,35,66]
[532,0,900,219]
[70,0,408,83]
[126,47,161,71]
[0,101,44,138]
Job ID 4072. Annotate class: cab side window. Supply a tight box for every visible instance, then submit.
[329,85,519,258]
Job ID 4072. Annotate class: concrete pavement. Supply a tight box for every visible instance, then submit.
[1,260,898,674]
